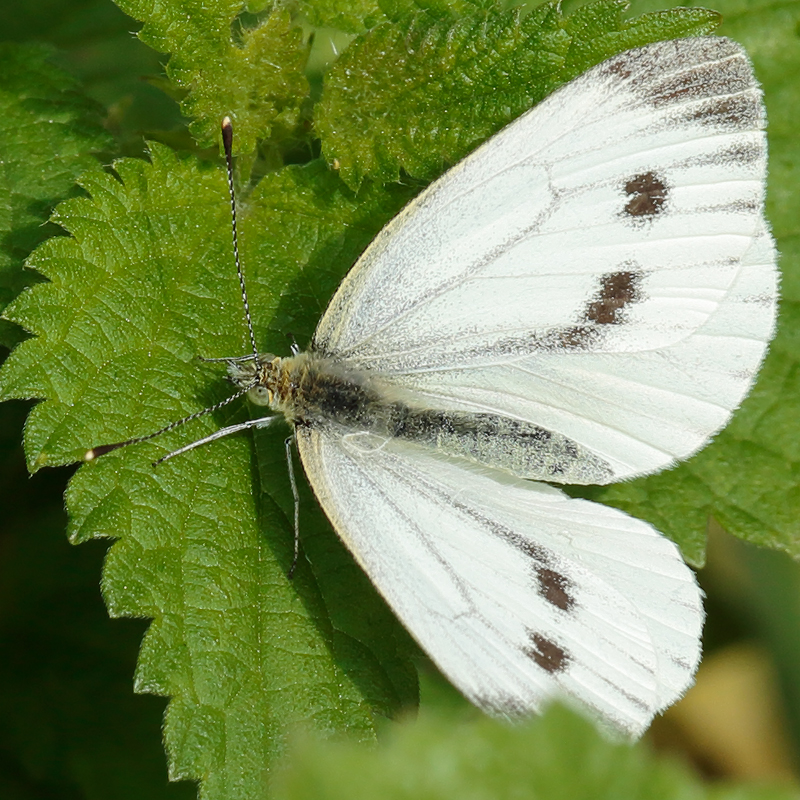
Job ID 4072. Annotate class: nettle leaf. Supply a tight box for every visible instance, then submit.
[272,705,800,800]
[0,42,111,350]
[0,144,417,797]
[114,0,311,153]
[293,0,388,35]
[315,0,720,188]
[287,0,495,35]
[582,0,800,567]
[378,0,485,23]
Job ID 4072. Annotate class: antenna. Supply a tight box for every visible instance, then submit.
[84,388,250,460]
[222,117,259,363]
[84,118,264,462]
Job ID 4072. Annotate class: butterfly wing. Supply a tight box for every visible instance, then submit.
[313,37,777,481]
[296,425,703,737]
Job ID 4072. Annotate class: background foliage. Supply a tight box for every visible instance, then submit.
[0,0,798,798]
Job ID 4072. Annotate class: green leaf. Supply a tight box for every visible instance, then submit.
[294,0,389,34]
[316,0,720,188]
[113,1,311,153]
[287,0,497,35]
[272,704,800,800]
[1,143,418,796]
[582,0,800,567]
[0,42,111,350]
[0,397,194,800]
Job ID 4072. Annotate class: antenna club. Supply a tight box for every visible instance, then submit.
[84,442,123,460]
[221,116,233,154]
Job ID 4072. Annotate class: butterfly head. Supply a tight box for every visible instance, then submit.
[226,353,281,407]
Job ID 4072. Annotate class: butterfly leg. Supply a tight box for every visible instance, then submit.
[153,415,278,465]
[284,432,302,578]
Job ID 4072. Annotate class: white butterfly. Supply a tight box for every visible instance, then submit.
[89,36,778,737]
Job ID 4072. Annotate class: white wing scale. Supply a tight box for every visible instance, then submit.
[297,427,704,738]
[288,38,777,735]
[312,37,777,481]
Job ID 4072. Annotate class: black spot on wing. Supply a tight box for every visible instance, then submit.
[524,631,570,674]
[507,541,578,611]
[536,568,575,612]
[623,172,668,219]
[517,267,645,352]
[584,270,644,325]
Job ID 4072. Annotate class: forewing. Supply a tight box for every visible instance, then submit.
[297,426,704,738]
[312,38,777,480]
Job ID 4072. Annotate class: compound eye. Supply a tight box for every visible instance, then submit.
[249,385,272,406]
